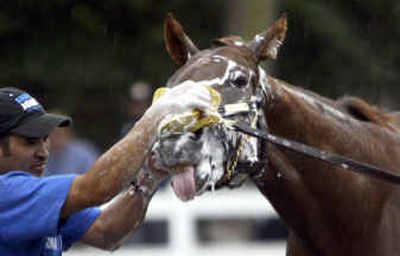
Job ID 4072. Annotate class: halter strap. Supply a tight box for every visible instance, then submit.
[217,87,268,187]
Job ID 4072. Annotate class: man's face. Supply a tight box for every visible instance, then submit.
[0,135,49,176]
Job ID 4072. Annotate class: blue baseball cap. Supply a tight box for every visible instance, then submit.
[0,87,72,138]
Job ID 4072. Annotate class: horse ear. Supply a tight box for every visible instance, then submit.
[164,14,199,66]
[248,14,287,62]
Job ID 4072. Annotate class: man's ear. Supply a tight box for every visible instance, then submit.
[248,14,287,63]
[0,136,11,156]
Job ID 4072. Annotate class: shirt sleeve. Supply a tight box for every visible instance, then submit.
[61,207,101,250]
[0,172,75,242]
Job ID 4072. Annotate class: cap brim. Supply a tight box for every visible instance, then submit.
[11,113,72,138]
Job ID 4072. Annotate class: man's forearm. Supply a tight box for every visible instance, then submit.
[83,165,164,250]
[62,106,167,217]
[90,106,167,192]
[82,186,153,250]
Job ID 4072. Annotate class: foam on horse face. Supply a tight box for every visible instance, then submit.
[153,132,203,168]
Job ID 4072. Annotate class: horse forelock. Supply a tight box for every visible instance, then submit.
[212,35,246,47]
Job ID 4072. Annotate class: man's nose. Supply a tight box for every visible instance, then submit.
[35,139,49,160]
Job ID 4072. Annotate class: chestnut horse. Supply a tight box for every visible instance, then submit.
[160,14,400,255]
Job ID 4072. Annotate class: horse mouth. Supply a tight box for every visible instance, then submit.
[170,164,214,202]
[154,121,257,202]
[170,166,197,201]
[153,124,234,201]
[167,126,227,201]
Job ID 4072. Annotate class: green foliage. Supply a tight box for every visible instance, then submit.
[279,0,400,105]
[0,0,225,148]
[1,1,399,148]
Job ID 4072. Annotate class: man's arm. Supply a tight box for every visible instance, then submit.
[80,187,151,250]
[60,107,162,218]
[60,83,213,218]
[80,164,165,250]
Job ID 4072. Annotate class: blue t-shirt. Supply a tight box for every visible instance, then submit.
[0,171,101,256]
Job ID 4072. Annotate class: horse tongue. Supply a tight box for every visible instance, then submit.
[171,166,196,202]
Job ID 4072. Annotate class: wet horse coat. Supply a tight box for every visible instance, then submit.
[162,15,400,255]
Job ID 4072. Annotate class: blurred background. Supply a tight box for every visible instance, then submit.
[2,0,400,255]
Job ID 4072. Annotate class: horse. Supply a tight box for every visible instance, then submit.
[155,14,400,255]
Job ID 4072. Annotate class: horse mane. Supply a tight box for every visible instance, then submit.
[388,111,400,130]
[337,96,398,131]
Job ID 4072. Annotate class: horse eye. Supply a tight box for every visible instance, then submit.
[230,76,248,88]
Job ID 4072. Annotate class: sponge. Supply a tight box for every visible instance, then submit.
[153,86,222,137]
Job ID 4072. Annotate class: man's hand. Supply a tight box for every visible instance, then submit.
[152,82,216,115]
[145,153,170,181]
[134,153,169,195]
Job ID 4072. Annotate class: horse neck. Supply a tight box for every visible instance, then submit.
[262,76,346,145]
[256,75,394,253]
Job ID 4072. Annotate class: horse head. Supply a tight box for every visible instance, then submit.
[154,14,287,201]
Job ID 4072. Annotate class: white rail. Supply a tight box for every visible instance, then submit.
[66,187,286,256]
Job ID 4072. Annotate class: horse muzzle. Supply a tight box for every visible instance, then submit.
[152,96,264,201]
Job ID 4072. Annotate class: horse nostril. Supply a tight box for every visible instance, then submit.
[192,129,203,140]
[231,76,248,88]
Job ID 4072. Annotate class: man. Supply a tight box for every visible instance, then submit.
[0,84,213,255]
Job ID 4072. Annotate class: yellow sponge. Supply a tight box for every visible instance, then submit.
[153,86,222,136]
